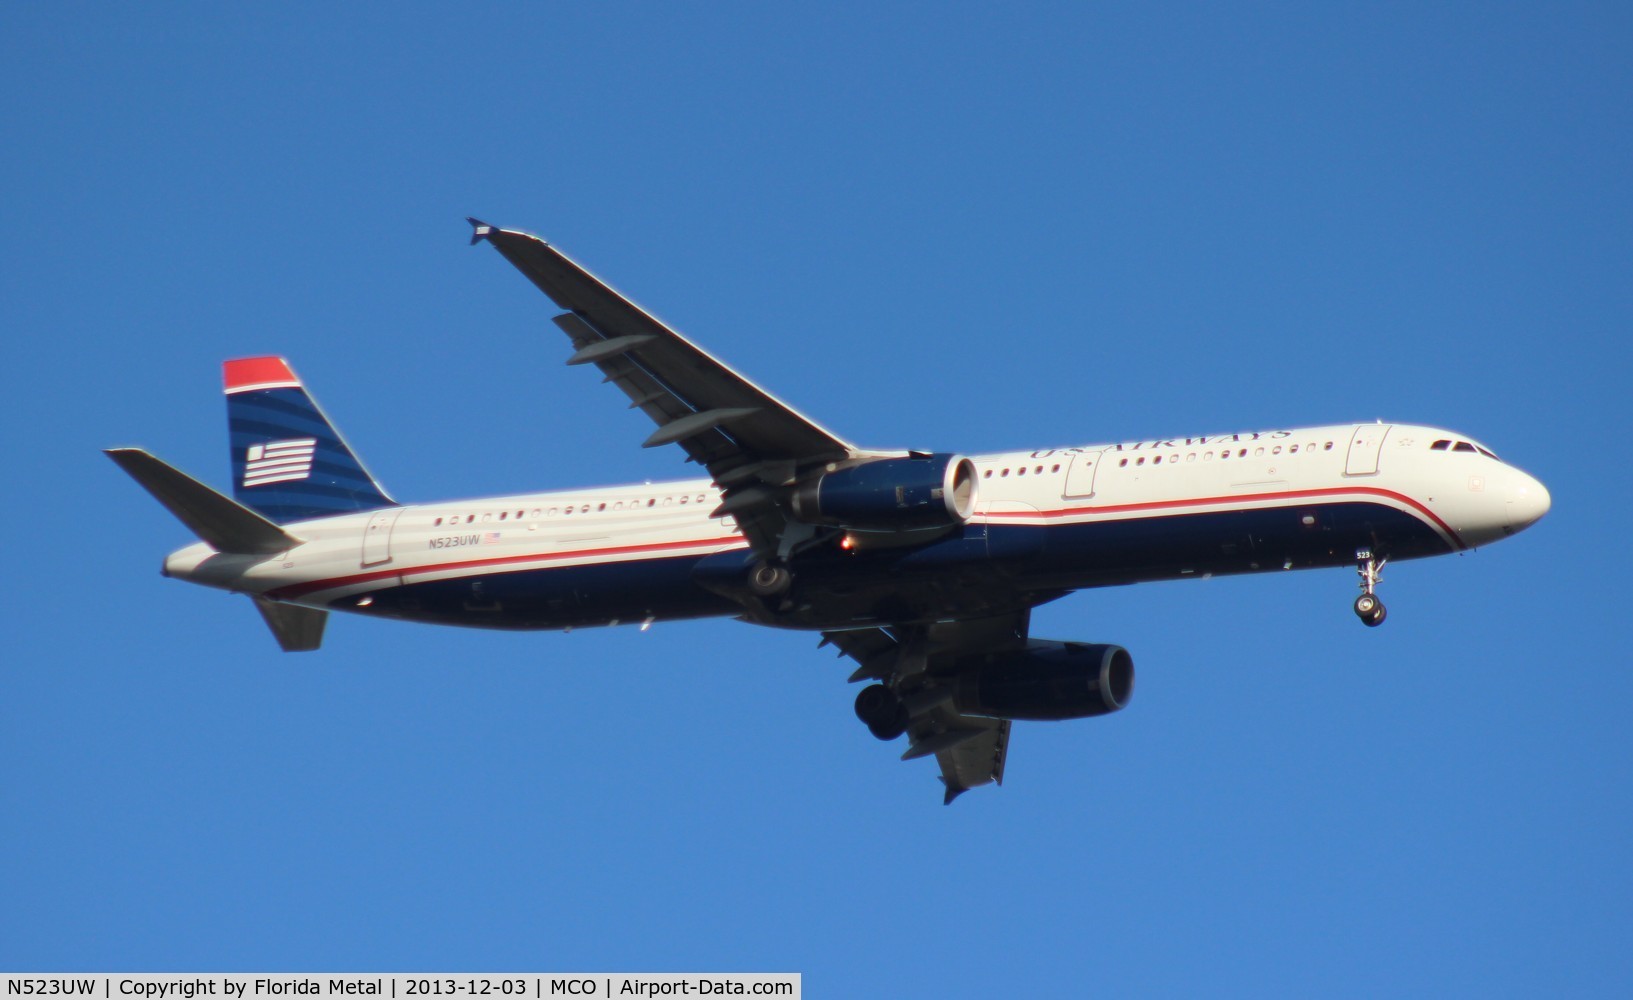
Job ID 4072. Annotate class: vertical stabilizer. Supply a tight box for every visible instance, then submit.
[225,357,396,524]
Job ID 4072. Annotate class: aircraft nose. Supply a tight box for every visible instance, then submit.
[1506,468,1551,531]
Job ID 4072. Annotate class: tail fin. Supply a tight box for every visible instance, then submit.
[224,357,396,524]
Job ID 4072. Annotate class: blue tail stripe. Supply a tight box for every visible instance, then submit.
[227,385,395,524]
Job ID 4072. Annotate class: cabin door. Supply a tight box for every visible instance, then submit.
[362,508,406,567]
[1344,425,1392,477]
[1063,451,1103,499]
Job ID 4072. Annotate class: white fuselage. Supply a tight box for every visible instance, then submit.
[161,422,1549,630]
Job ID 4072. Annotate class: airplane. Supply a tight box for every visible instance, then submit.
[106,219,1552,802]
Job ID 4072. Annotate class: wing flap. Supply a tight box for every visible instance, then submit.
[936,719,1010,805]
[642,407,761,449]
[475,220,868,561]
[823,610,1029,802]
[901,726,991,760]
[476,221,853,464]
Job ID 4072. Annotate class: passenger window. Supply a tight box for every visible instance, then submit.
[1051,464,1060,473]
[1254,448,1264,457]
[531,509,541,518]
[1154,455,1163,465]
[466,515,475,524]
[983,469,992,479]
[1119,458,1129,467]
[499,511,508,520]
[1017,467,1026,476]
[434,517,443,526]
[1324,442,1333,450]
[1136,457,1146,466]
[1289,445,1299,454]
[1035,466,1044,475]
[1187,453,1196,462]
[1001,469,1009,477]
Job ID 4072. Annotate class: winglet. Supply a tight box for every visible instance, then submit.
[467,217,495,246]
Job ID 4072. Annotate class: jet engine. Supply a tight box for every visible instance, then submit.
[792,453,977,532]
[949,640,1134,721]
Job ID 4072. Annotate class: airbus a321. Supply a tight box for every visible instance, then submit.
[107,220,1551,802]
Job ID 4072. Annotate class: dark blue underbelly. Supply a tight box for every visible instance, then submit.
[345,501,1451,631]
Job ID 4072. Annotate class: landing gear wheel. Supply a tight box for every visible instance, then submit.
[1353,548,1389,627]
[854,684,907,741]
[748,561,792,598]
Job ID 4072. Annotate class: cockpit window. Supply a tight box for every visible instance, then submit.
[1430,438,1499,459]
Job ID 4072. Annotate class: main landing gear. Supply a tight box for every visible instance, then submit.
[1354,548,1388,627]
[748,560,792,598]
[855,684,907,741]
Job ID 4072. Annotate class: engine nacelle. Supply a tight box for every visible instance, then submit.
[792,453,977,532]
[949,641,1134,721]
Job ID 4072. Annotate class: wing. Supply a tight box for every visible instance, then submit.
[470,220,857,559]
[823,610,1031,803]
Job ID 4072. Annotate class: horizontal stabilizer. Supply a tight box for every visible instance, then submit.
[105,448,300,555]
[253,596,327,652]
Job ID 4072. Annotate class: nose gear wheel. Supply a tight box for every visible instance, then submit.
[1354,549,1388,626]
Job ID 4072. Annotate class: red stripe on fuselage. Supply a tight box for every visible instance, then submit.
[978,485,1461,546]
[266,535,750,601]
[266,486,1457,602]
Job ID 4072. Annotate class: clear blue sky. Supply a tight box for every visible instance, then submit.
[4,3,1628,994]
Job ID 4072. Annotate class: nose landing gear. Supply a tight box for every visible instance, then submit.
[1354,548,1387,627]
